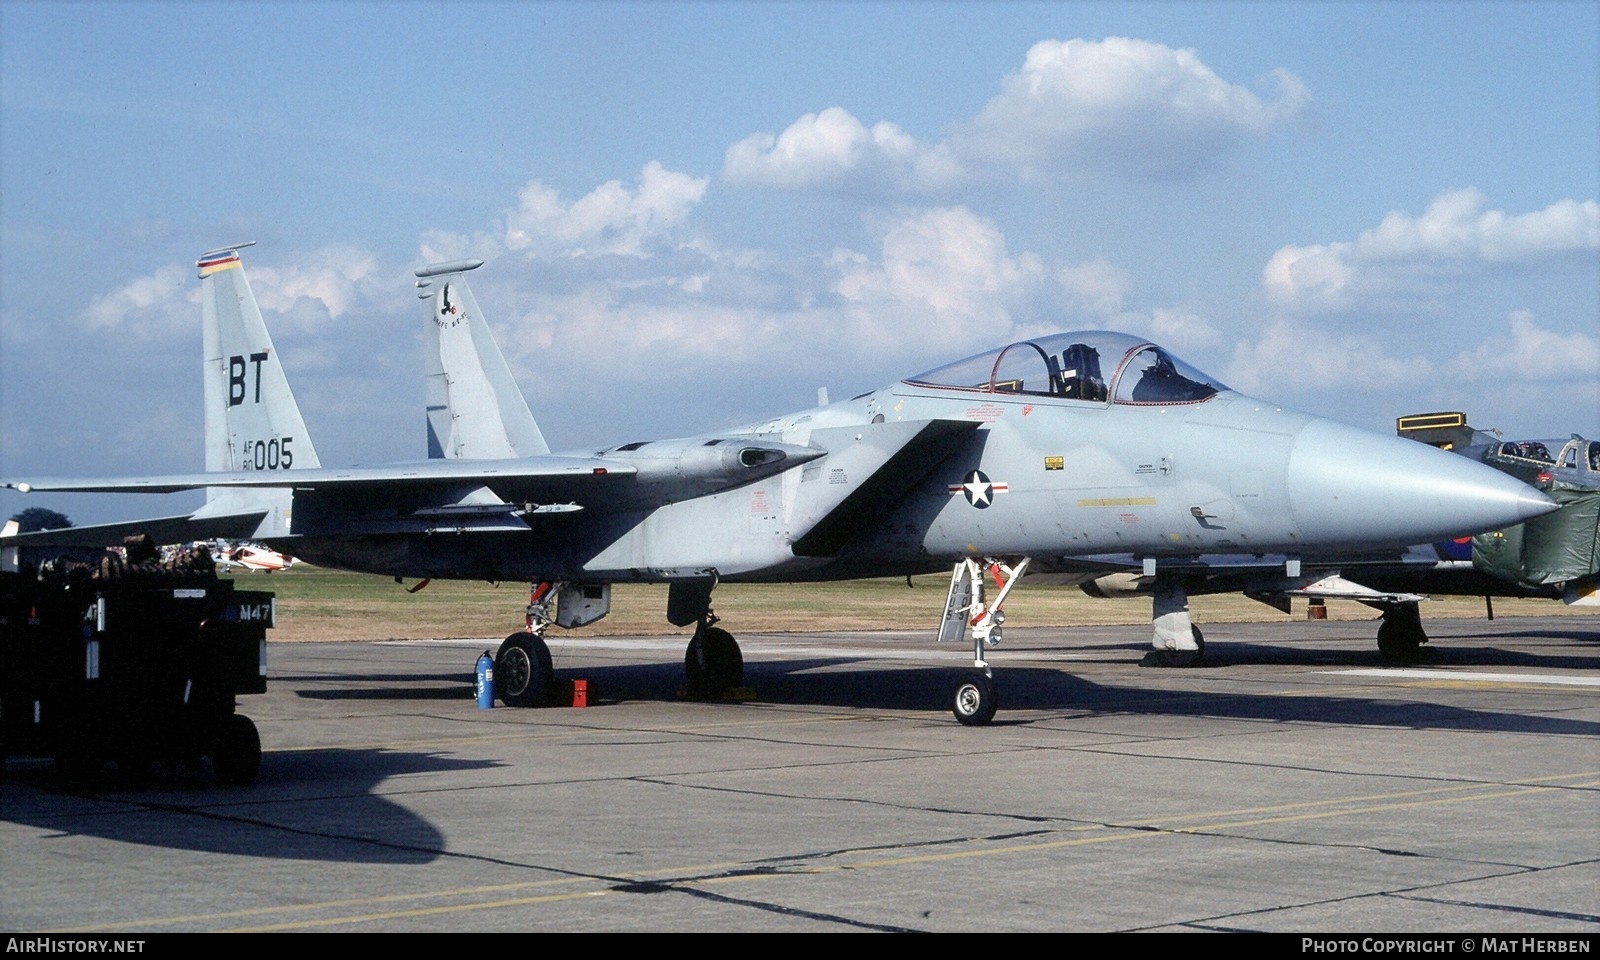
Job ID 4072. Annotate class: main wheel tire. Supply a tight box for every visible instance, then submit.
[1377,619,1422,663]
[684,626,743,698]
[213,714,262,786]
[496,632,554,708]
[952,673,998,726]
[1153,625,1206,667]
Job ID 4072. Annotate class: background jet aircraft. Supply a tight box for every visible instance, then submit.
[2,247,1557,724]
[1397,411,1600,491]
[1393,412,1600,607]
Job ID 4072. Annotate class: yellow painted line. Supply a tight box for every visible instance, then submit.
[237,774,1600,929]
[226,890,611,932]
[1076,497,1158,507]
[1131,771,1600,827]
[49,877,613,932]
[56,753,1600,933]
[1171,784,1600,835]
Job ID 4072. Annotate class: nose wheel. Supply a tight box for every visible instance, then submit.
[940,557,1029,725]
[952,672,998,726]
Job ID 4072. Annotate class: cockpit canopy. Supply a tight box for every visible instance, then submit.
[904,331,1227,406]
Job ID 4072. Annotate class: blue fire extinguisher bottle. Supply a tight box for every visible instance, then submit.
[476,651,495,709]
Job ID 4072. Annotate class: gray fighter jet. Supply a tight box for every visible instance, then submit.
[2,247,1557,724]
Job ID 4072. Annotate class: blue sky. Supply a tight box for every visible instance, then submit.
[3,1,1596,526]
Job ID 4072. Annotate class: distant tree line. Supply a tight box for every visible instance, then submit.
[9,507,73,532]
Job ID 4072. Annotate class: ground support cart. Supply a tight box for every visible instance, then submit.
[1,570,272,790]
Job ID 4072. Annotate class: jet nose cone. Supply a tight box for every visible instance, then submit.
[1286,418,1558,548]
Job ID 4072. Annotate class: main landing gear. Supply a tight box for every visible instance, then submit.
[940,557,1030,725]
[495,582,557,707]
[493,579,750,708]
[684,616,744,700]
[1375,601,1427,663]
[668,580,745,701]
[1267,574,1431,664]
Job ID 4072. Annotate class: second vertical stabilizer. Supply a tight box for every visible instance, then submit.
[416,260,548,460]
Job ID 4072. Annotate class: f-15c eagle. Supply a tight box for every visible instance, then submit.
[3,245,1555,724]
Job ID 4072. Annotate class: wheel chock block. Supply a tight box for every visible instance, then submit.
[544,678,593,708]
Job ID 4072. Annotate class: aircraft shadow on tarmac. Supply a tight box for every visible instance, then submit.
[280,670,488,701]
[1152,638,1600,671]
[351,647,1600,738]
[1,747,492,864]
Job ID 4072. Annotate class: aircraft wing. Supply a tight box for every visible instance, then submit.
[4,456,639,496]
[1,457,647,544]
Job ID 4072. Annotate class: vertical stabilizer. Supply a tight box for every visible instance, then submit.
[196,244,320,533]
[200,243,321,472]
[416,260,548,459]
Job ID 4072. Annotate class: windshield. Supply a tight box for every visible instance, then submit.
[905,331,1225,406]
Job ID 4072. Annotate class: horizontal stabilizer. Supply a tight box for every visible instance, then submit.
[0,511,269,550]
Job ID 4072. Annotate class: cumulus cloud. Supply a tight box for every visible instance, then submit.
[514,162,709,258]
[722,38,1309,192]
[1146,307,1222,353]
[1448,309,1600,381]
[81,264,194,338]
[248,245,383,324]
[421,162,707,266]
[1055,258,1132,316]
[1223,309,1594,425]
[1223,320,1430,397]
[479,206,1053,381]
[412,168,1230,437]
[958,37,1309,179]
[724,106,961,192]
[461,191,1211,406]
[78,244,393,363]
[833,206,1053,350]
[1264,188,1600,307]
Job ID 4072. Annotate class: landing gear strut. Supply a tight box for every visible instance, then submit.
[1141,574,1206,667]
[940,557,1029,725]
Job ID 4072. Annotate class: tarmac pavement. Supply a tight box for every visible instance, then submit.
[2,614,1597,932]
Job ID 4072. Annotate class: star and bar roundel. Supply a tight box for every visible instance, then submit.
[949,470,1009,508]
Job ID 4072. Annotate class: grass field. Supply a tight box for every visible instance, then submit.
[231,565,1596,642]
